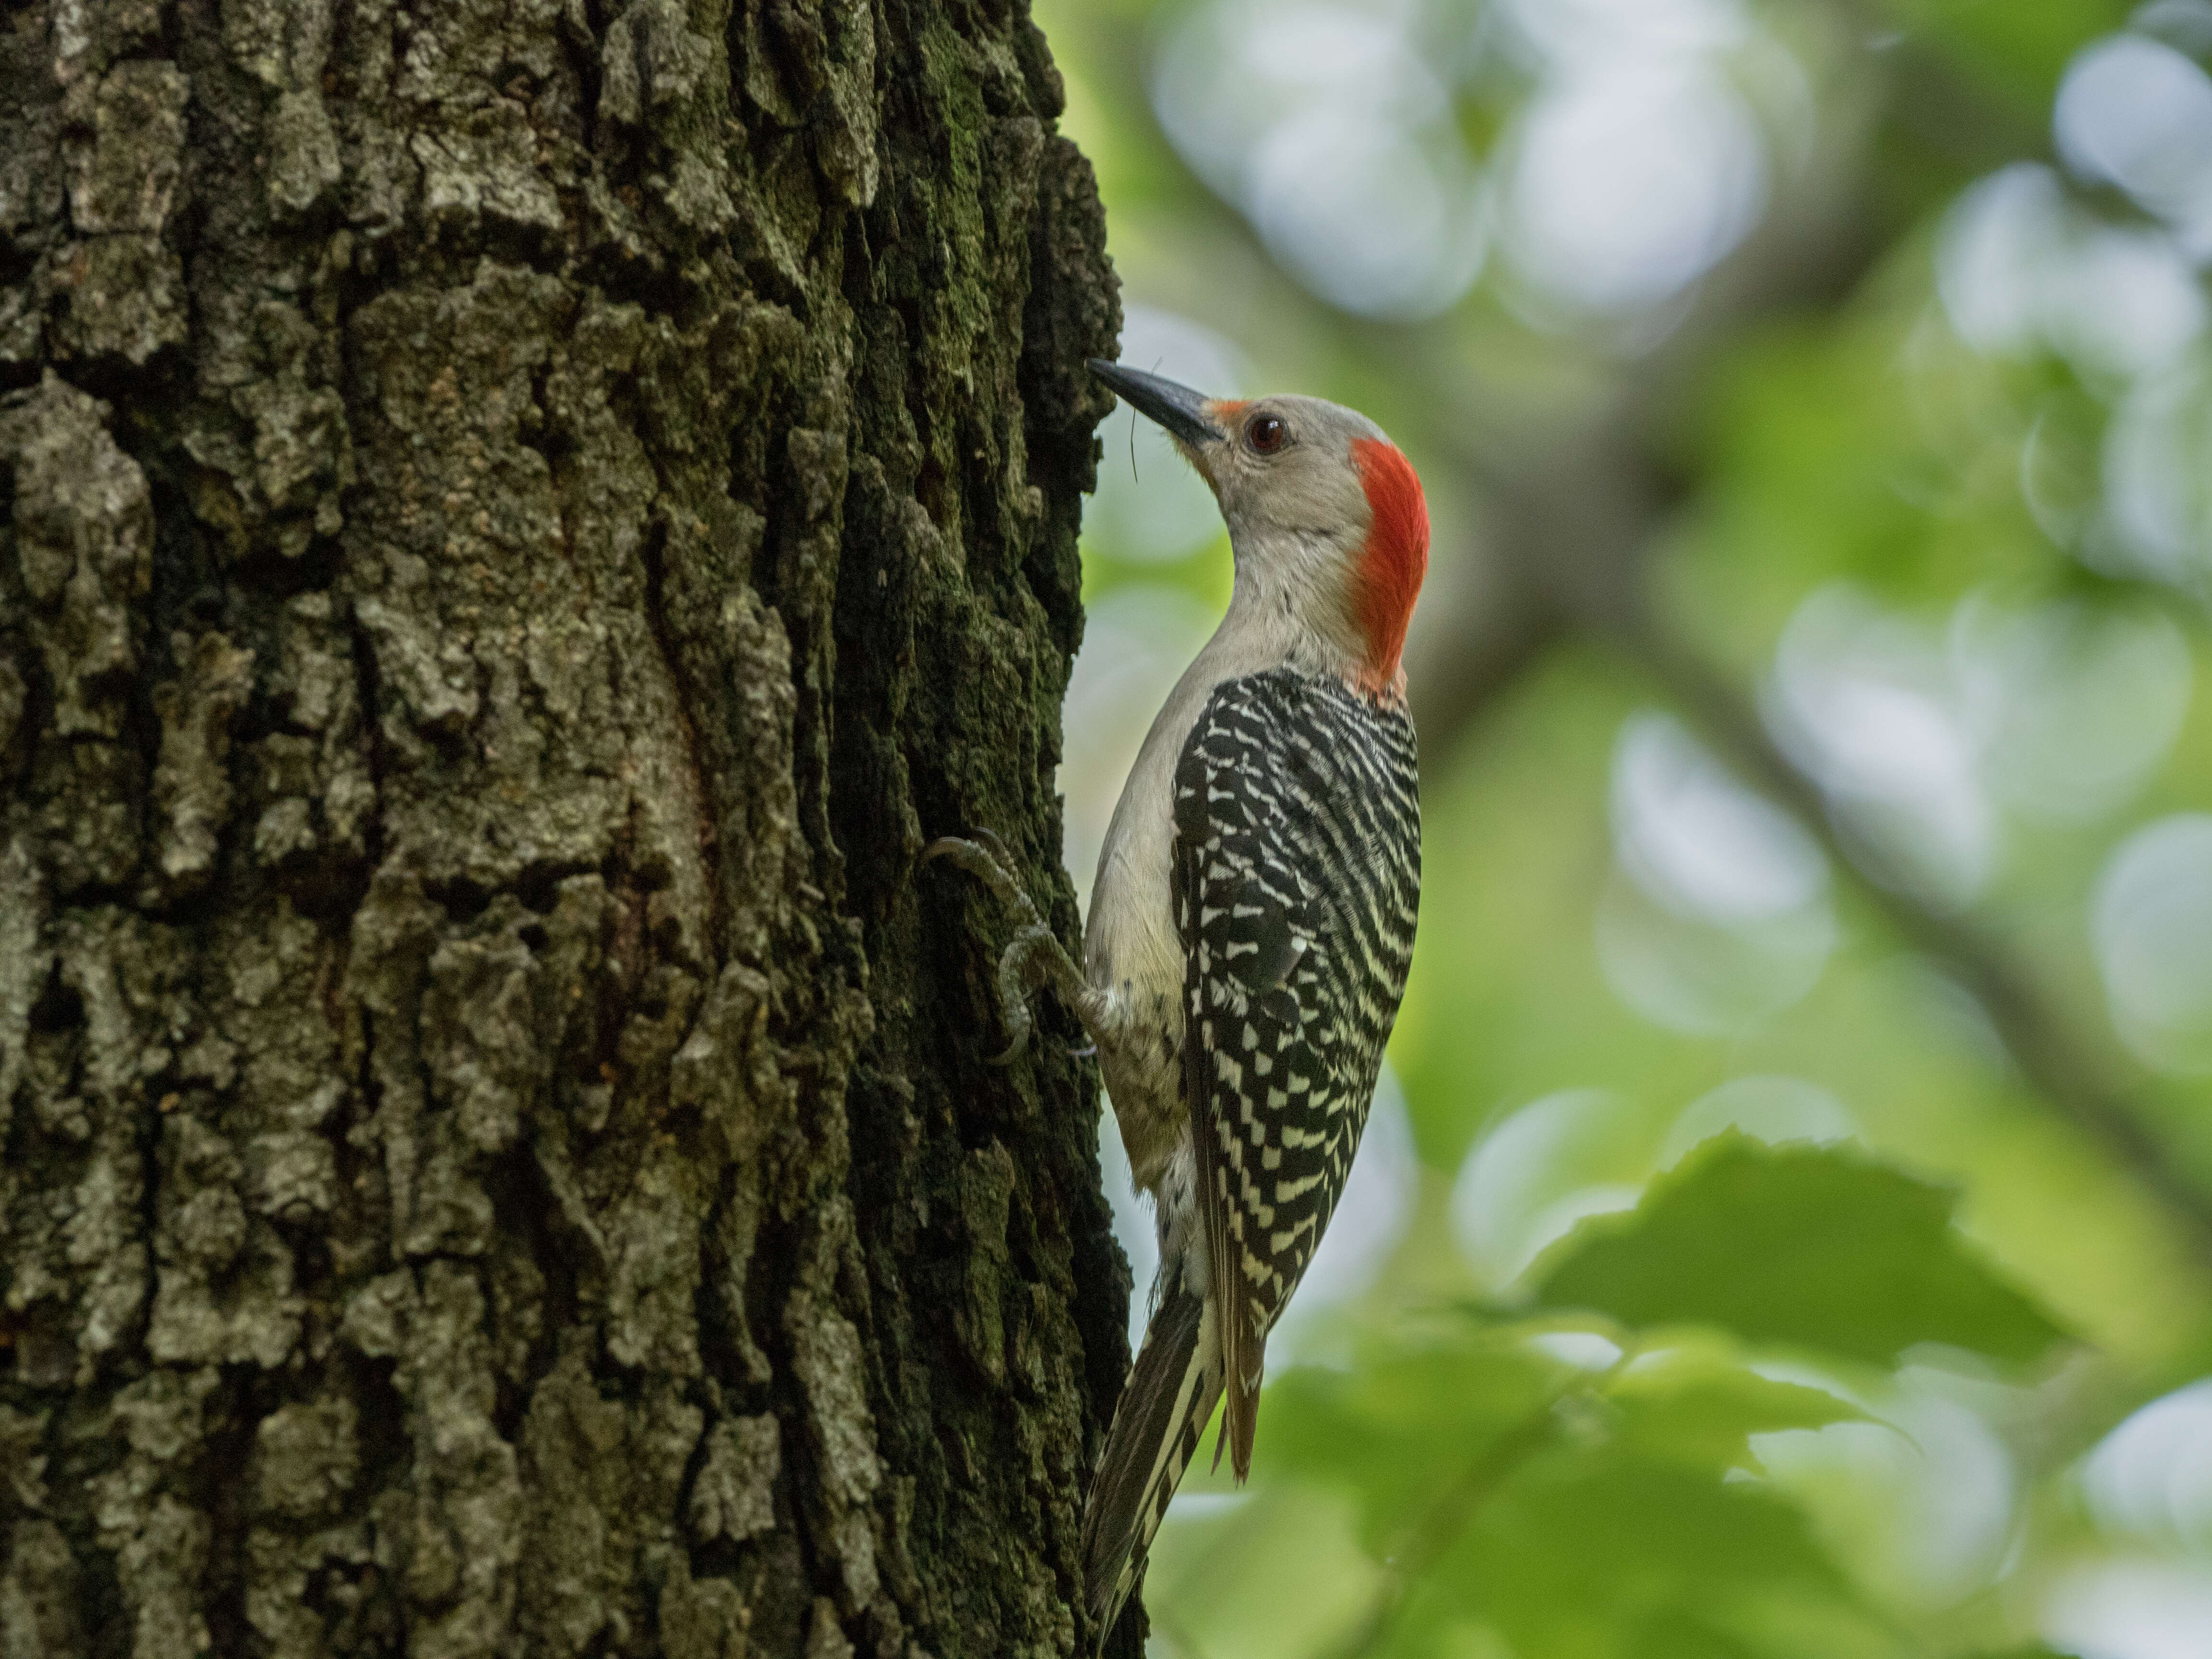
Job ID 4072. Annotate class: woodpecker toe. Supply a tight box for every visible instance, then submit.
[923,828,1094,1069]
[969,825,1018,866]
[920,834,974,869]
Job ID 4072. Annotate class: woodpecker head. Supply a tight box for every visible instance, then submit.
[1088,359,1430,696]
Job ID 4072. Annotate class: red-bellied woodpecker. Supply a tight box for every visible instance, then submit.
[925,360,1428,1646]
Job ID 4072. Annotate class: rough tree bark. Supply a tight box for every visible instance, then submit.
[0,0,1130,1655]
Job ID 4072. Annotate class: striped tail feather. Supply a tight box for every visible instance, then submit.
[1081,1283,1222,1647]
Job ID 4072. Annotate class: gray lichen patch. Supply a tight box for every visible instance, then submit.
[67,60,187,234]
[150,631,255,899]
[689,1412,782,1545]
[0,376,152,741]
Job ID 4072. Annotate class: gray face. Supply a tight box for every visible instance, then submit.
[1086,360,1406,672]
[1085,359,1390,558]
[1180,394,1389,553]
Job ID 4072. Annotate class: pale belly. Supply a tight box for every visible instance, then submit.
[1086,965,1206,1304]
[1092,977,1184,1193]
[1084,714,1193,1199]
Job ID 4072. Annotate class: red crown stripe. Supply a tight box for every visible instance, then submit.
[1349,437,1428,689]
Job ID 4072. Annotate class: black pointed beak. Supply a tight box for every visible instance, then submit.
[1087,359,1225,447]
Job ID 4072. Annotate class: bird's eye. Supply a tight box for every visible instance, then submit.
[1246,413,1287,455]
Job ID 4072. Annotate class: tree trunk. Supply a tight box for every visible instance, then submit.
[0,0,1128,1655]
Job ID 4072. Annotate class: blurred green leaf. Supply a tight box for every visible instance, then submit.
[1397,1450,1863,1659]
[1262,1328,1573,1556]
[1603,1347,1867,1471]
[1256,1328,1882,1659]
[1623,1611,1766,1659]
[1529,1136,2070,1367]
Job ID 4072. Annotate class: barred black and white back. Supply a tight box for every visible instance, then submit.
[1177,668,1420,1474]
[1082,667,1420,1645]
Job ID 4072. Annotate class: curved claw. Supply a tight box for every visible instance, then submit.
[921,827,1092,1071]
[920,835,970,868]
[1067,1040,1097,1059]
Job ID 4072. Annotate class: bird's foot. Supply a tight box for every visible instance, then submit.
[922,830,1091,1065]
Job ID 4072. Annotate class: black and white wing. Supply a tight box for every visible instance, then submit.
[1172,667,1421,1479]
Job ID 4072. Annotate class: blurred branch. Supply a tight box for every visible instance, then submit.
[1314,1399,1565,1659]
[1365,69,2212,1272]
[1395,134,2212,1266]
[1393,48,1890,777]
[1606,602,2212,1271]
[1421,321,2212,1267]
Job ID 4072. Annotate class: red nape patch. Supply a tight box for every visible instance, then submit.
[1350,437,1429,689]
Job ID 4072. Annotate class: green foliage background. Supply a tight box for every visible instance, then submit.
[1035,0,2212,1653]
